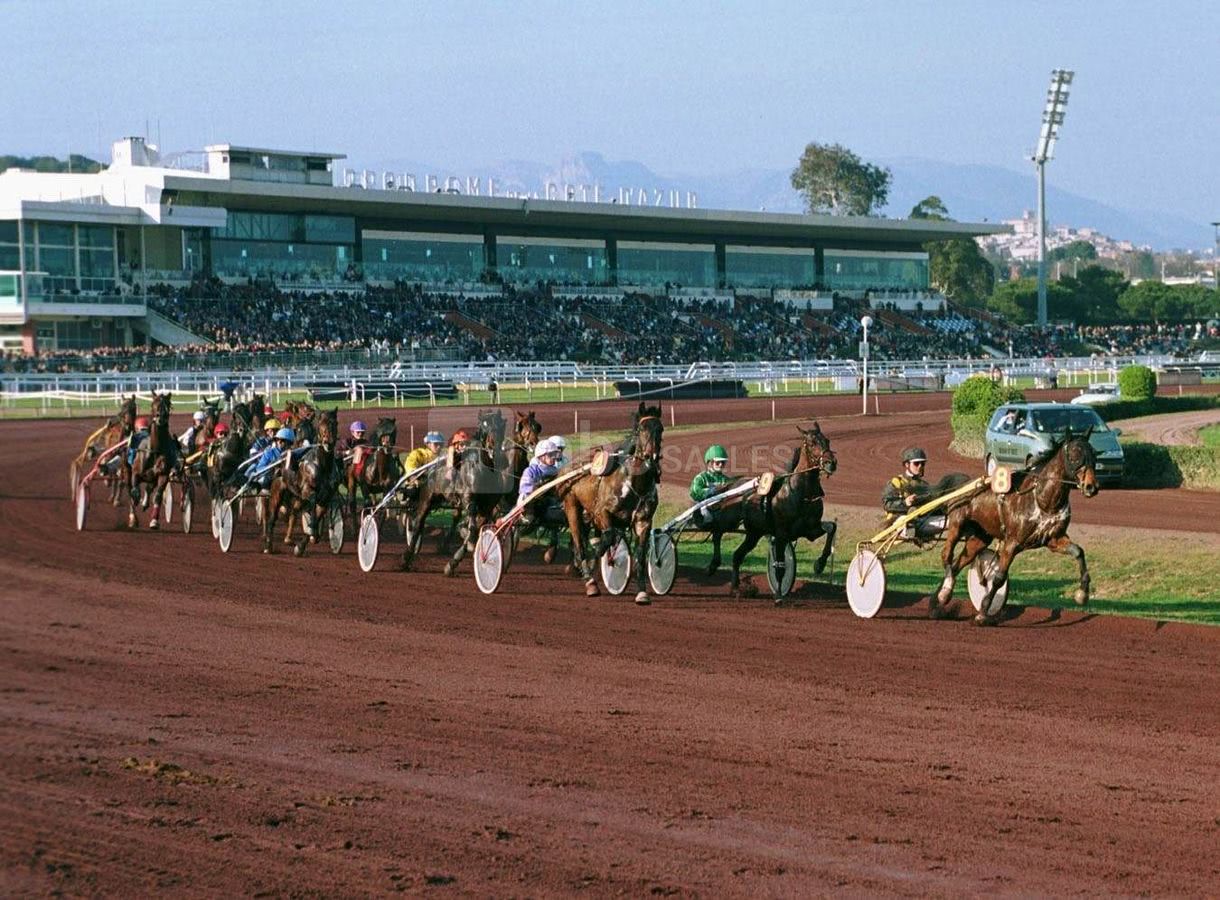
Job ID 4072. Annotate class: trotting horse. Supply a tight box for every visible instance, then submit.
[932,429,1099,625]
[728,421,837,599]
[71,395,137,504]
[205,401,254,502]
[265,408,341,555]
[127,392,177,530]
[557,402,664,605]
[346,417,401,518]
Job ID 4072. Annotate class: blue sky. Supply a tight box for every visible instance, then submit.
[2,0,1217,224]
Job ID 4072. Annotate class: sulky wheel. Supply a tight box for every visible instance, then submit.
[647,530,677,596]
[846,548,887,618]
[501,524,518,575]
[162,482,174,524]
[181,482,194,534]
[217,502,235,553]
[327,501,345,554]
[967,548,1010,617]
[599,537,632,596]
[69,460,81,502]
[473,526,504,595]
[357,512,380,573]
[75,482,89,532]
[766,538,797,600]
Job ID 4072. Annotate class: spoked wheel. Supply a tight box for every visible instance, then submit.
[75,482,89,531]
[69,461,81,502]
[968,548,1010,617]
[473,526,505,595]
[181,482,194,534]
[162,482,174,524]
[211,498,223,539]
[647,530,677,596]
[327,501,344,554]
[357,513,380,572]
[846,548,887,618]
[500,524,519,575]
[599,537,632,596]
[217,502,235,553]
[766,538,797,600]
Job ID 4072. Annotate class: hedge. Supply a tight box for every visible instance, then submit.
[950,377,1025,457]
[1118,364,1156,401]
[1120,441,1220,490]
[1095,394,1220,423]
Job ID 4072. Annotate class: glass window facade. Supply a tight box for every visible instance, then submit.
[617,242,715,288]
[824,251,928,291]
[0,221,19,272]
[725,246,815,289]
[211,211,356,280]
[362,231,485,283]
[496,236,608,285]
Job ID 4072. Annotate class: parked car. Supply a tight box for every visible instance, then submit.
[1070,383,1121,406]
[984,402,1125,485]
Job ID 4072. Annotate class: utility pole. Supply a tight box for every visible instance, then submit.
[1033,69,1074,326]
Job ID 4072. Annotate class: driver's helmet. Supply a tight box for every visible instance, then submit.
[450,429,472,446]
[901,446,927,464]
[134,416,150,431]
[263,417,281,433]
[350,420,367,436]
[263,405,274,415]
[214,423,230,437]
[546,435,566,450]
[533,439,558,460]
[704,444,729,464]
[192,410,206,423]
[424,430,444,446]
[275,427,295,443]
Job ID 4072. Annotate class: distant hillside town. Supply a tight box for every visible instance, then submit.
[978,210,1142,262]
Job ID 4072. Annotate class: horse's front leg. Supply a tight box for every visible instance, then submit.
[263,485,280,554]
[283,498,297,544]
[444,502,477,577]
[814,519,837,575]
[1047,534,1090,606]
[631,512,652,606]
[933,516,967,617]
[706,528,722,576]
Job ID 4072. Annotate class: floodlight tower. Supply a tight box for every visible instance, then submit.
[1033,69,1073,326]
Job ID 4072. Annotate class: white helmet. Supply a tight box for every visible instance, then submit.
[192,410,206,423]
[533,439,557,460]
[546,435,566,450]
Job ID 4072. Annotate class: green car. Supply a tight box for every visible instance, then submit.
[983,402,1125,485]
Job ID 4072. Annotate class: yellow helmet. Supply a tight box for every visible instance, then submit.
[264,417,281,432]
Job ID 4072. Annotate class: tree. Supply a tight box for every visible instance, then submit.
[1059,265,1127,323]
[0,153,102,174]
[1048,240,1097,262]
[986,277,1073,325]
[907,196,995,306]
[790,142,891,216]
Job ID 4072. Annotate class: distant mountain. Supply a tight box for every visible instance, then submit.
[358,151,1211,251]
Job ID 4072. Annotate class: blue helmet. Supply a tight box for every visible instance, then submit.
[424,431,444,445]
[275,427,296,442]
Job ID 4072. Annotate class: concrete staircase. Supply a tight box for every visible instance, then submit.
[143,309,212,347]
[443,310,499,341]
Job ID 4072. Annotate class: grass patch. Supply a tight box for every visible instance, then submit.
[1199,424,1220,449]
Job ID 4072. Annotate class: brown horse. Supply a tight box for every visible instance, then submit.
[557,402,664,604]
[933,429,1100,625]
[71,396,137,504]
[728,422,837,599]
[265,408,341,555]
[346,417,401,518]
[127,392,177,529]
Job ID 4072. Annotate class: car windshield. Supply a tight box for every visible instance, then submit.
[1029,408,1108,433]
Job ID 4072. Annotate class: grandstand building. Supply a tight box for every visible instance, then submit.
[0,137,1003,353]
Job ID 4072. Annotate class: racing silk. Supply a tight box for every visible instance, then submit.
[403,446,437,473]
[340,435,368,456]
[248,434,272,457]
[689,469,731,503]
[251,444,285,485]
[178,425,199,455]
[518,459,559,503]
[881,474,931,518]
[126,430,150,465]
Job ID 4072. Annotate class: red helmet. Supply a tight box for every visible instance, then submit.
[214,423,230,437]
[263,405,274,415]
[450,429,472,445]
[134,416,150,430]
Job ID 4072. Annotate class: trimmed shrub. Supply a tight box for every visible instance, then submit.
[950,377,1024,457]
[1121,441,1220,490]
[1118,365,1156,401]
[1095,394,1220,423]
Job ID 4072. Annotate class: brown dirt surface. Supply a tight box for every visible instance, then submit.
[3,397,1219,895]
[1110,409,1220,446]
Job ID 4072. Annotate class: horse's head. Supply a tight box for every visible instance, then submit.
[797,421,836,476]
[1059,428,1099,498]
[513,411,541,453]
[317,408,338,450]
[202,404,220,438]
[632,402,664,463]
[374,417,397,449]
[119,396,137,432]
[478,409,506,445]
[151,391,172,426]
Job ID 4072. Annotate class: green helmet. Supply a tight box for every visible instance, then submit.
[704,444,729,463]
[902,446,928,463]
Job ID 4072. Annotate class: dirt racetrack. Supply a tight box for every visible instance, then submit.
[3,394,1219,895]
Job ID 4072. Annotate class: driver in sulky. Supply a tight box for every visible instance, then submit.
[881,446,945,542]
